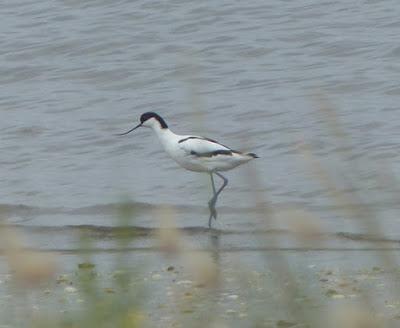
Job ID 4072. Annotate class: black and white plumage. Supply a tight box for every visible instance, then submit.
[176,135,258,171]
[119,112,258,228]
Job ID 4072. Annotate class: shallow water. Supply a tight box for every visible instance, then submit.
[3,2,400,326]
[1,0,400,263]
[0,248,399,327]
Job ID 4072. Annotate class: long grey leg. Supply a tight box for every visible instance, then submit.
[210,173,217,195]
[208,173,217,228]
[214,172,228,199]
[208,172,229,228]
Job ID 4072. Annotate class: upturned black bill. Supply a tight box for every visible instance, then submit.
[117,123,142,136]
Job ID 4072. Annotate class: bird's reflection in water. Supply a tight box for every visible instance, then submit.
[208,229,221,265]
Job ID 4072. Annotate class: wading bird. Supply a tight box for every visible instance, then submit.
[119,112,258,228]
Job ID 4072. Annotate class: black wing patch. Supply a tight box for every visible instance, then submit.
[178,136,231,149]
[178,136,244,157]
[178,136,218,144]
[190,149,234,157]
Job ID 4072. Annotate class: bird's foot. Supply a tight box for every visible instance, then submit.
[208,199,217,220]
[208,214,213,229]
[208,199,218,229]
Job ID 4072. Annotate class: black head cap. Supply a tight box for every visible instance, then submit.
[140,112,168,129]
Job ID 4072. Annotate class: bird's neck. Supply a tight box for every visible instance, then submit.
[152,126,179,149]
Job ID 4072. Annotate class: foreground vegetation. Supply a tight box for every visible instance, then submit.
[1,104,400,328]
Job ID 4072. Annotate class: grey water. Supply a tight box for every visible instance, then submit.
[1,0,400,252]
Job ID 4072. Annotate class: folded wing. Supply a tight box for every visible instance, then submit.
[178,136,236,157]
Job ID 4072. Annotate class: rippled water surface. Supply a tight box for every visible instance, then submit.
[1,0,400,244]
